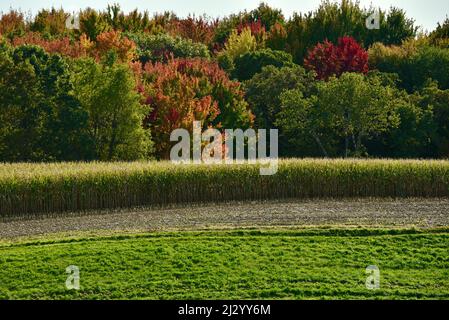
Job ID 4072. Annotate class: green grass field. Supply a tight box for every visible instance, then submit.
[2,160,449,300]
[1,228,448,300]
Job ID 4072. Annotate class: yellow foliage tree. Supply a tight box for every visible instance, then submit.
[222,27,257,60]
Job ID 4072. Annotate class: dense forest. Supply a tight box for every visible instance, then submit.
[1,0,449,161]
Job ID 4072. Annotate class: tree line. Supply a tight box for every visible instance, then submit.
[1,1,449,161]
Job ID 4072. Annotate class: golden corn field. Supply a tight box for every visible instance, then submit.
[1,159,449,219]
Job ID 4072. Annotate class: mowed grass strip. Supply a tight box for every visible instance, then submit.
[0,229,448,300]
[2,159,449,218]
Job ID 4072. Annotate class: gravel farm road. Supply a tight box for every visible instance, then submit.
[1,198,449,239]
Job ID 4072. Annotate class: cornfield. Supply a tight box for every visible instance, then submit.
[1,159,449,219]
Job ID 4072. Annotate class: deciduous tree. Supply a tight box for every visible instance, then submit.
[72,58,152,160]
[277,73,401,157]
[305,36,368,80]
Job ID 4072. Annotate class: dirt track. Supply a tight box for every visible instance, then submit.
[1,198,449,239]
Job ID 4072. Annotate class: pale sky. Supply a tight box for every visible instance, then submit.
[1,0,448,32]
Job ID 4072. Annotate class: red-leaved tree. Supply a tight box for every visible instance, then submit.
[304,36,369,80]
[168,16,218,46]
[237,20,266,44]
[12,32,90,58]
[12,30,136,63]
[141,58,254,158]
[0,10,25,37]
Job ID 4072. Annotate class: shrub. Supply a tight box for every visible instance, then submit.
[368,41,416,69]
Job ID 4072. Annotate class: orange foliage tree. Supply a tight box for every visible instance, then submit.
[167,15,218,47]
[12,30,136,62]
[141,58,253,158]
[95,30,137,62]
[12,32,91,58]
[0,10,26,38]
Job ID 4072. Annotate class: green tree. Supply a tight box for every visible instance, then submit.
[217,27,258,74]
[429,18,449,42]
[72,58,153,160]
[285,0,417,63]
[221,28,257,58]
[80,8,111,40]
[366,93,435,158]
[250,2,285,31]
[212,2,284,48]
[0,45,93,161]
[370,42,449,91]
[416,81,449,157]
[232,48,294,81]
[411,46,449,90]
[244,65,315,129]
[125,32,210,64]
[364,7,417,47]
[30,8,69,38]
[277,72,401,157]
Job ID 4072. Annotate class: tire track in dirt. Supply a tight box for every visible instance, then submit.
[1,198,449,238]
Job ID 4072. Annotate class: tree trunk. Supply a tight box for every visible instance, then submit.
[345,136,349,158]
[352,134,357,153]
[312,132,329,158]
[108,117,118,160]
